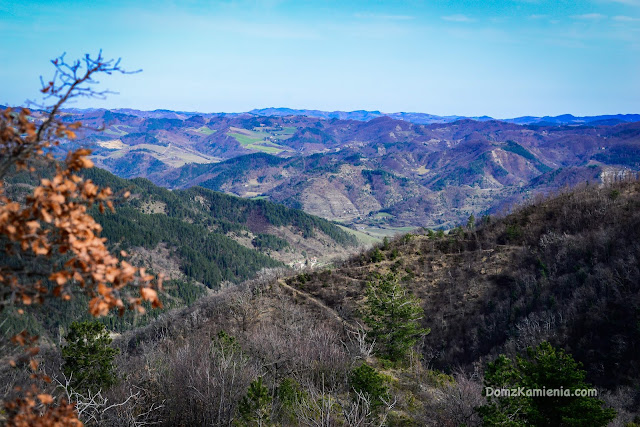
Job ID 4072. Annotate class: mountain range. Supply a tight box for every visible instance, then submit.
[60,106,640,126]
[57,107,640,233]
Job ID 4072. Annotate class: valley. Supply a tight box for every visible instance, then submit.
[62,108,640,234]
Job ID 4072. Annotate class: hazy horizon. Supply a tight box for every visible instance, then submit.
[1,0,639,118]
[50,105,640,120]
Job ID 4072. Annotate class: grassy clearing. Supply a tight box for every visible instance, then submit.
[337,225,380,246]
[361,226,418,239]
[195,126,215,135]
[97,139,125,149]
[104,128,127,137]
[229,132,263,146]
[246,144,282,154]
[415,165,430,175]
[103,125,134,137]
[271,126,297,140]
[229,130,285,154]
[102,143,217,168]
[374,212,393,219]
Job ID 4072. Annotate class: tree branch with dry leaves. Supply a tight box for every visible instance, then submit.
[0,52,160,426]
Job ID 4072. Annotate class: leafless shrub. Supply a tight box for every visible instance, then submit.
[600,386,640,427]
[339,389,397,427]
[295,378,341,427]
[55,372,164,426]
[512,311,561,351]
[424,370,484,427]
[245,320,350,389]
[161,335,259,426]
[343,321,375,360]
[229,288,264,332]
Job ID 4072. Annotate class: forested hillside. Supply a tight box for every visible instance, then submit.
[287,178,640,390]
[0,165,359,340]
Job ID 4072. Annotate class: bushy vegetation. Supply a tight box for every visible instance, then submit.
[478,341,615,426]
[349,363,389,409]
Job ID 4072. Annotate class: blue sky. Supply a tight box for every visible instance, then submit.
[1,0,639,117]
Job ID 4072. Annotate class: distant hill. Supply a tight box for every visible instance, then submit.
[504,113,640,126]
[51,108,640,233]
[147,119,640,230]
[248,108,640,126]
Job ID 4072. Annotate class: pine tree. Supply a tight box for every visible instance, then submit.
[62,320,119,393]
[237,377,273,426]
[363,273,429,361]
[478,341,616,426]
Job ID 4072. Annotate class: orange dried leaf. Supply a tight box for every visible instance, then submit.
[140,287,157,302]
[37,393,54,404]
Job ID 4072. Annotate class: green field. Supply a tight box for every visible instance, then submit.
[270,126,297,140]
[337,225,380,246]
[245,144,282,154]
[360,225,418,239]
[103,124,134,137]
[228,130,285,154]
[195,126,216,135]
[229,132,263,146]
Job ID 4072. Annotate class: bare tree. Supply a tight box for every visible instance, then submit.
[340,390,396,427]
[55,372,164,426]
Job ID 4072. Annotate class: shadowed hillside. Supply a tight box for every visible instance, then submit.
[0,165,360,340]
[286,178,640,389]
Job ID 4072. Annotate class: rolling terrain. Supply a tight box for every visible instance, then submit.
[59,108,640,232]
[4,105,640,425]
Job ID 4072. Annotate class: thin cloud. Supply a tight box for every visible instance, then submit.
[442,14,476,23]
[572,13,607,20]
[605,0,640,5]
[354,13,415,21]
[612,15,640,21]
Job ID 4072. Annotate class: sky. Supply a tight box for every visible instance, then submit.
[0,0,639,118]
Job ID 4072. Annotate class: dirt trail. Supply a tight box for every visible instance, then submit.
[277,279,358,332]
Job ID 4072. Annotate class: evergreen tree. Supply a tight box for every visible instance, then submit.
[467,214,476,230]
[363,273,429,361]
[477,341,616,426]
[237,377,273,426]
[62,320,119,393]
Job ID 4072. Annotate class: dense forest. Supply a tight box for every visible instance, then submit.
[0,164,359,344]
